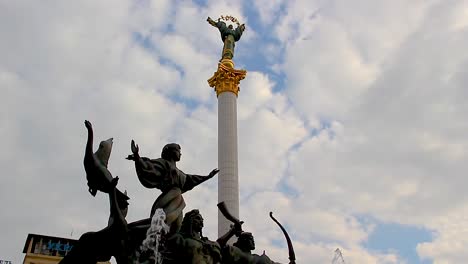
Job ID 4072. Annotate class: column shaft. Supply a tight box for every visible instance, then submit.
[218,92,239,238]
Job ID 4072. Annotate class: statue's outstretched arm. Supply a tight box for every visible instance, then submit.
[182,168,219,192]
[207,168,220,179]
[207,17,217,27]
[126,140,140,160]
[126,140,151,171]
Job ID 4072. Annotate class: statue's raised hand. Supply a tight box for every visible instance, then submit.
[207,16,217,27]
[131,140,139,155]
[208,168,220,179]
[126,140,139,161]
[239,24,245,31]
[233,221,244,236]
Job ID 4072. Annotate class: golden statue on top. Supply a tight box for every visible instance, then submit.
[207,15,246,60]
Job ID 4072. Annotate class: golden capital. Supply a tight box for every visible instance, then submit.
[208,60,247,97]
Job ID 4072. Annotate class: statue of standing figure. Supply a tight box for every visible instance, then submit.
[207,16,245,60]
[127,141,219,235]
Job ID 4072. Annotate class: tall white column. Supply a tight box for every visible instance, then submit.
[208,59,246,239]
[217,92,239,237]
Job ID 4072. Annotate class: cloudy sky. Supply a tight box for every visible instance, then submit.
[1,0,468,263]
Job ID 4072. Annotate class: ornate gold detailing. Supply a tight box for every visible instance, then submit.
[220,58,234,68]
[220,15,241,26]
[208,59,246,97]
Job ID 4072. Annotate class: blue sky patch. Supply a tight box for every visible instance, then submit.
[361,216,433,263]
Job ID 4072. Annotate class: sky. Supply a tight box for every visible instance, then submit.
[1,0,468,263]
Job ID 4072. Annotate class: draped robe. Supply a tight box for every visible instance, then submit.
[133,157,208,231]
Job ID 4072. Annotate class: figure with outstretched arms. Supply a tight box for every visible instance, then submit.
[207,16,245,59]
[127,140,218,235]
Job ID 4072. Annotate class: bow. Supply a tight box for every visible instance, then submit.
[270,212,296,264]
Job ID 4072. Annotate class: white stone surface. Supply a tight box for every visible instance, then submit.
[217,91,240,238]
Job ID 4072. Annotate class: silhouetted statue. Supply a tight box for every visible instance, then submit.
[219,229,283,264]
[59,177,131,264]
[127,141,219,235]
[216,204,291,264]
[84,120,116,195]
[61,120,299,264]
[164,209,222,264]
[207,16,245,59]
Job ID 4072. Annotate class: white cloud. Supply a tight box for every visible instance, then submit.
[252,0,285,26]
[251,0,468,262]
[417,204,468,264]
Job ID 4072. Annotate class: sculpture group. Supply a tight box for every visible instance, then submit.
[59,16,296,264]
[59,121,294,264]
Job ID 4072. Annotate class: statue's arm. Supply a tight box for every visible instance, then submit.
[216,225,237,248]
[182,168,219,192]
[126,140,167,188]
[126,140,156,172]
[207,17,217,27]
[126,140,141,162]
[234,24,245,41]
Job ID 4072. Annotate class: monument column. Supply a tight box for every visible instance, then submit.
[207,15,246,238]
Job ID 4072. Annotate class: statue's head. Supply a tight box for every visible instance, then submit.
[161,143,181,161]
[228,24,233,29]
[95,138,113,166]
[234,232,255,251]
[180,209,204,237]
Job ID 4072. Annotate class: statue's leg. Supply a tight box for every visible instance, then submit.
[150,188,185,227]
[169,213,183,234]
[165,194,185,224]
[151,188,183,216]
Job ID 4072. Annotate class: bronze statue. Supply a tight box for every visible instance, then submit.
[84,120,115,196]
[270,212,296,264]
[216,202,291,264]
[62,120,300,263]
[218,227,283,264]
[207,16,245,59]
[127,141,219,234]
[59,177,131,264]
[164,209,222,264]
